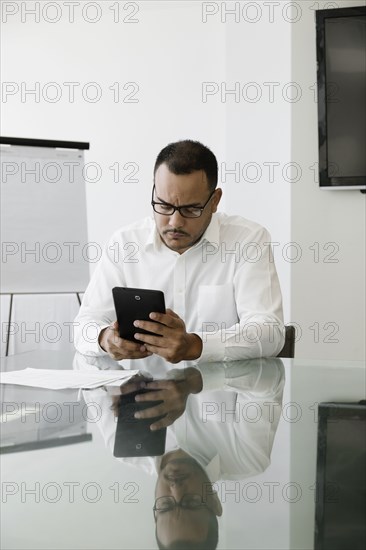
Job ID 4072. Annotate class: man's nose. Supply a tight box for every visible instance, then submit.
[168,479,186,496]
[168,209,185,227]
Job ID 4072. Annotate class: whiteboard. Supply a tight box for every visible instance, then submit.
[1,142,90,293]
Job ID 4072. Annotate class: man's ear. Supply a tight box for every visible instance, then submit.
[211,188,222,213]
[212,492,223,517]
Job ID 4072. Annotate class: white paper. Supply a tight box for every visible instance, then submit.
[0,368,140,390]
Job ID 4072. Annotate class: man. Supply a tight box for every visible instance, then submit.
[74,140,284,374]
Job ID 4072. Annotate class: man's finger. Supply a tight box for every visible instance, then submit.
[150,415,175,431]
[145,380,173,391]
[165,308,180,318]
[143,343,164,356]
[134,405,165,420]
[107,332,140,350]
[120,338,147,351]
[134,333,169,349]
[147,312,180,328]
[135,389,162,402]
[134,320,165,336]
[110,349,152,360]
[120,380,147,394]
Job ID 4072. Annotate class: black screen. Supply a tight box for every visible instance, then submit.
[315,403,366,550]
[316,7,366,188]
[325,16,366,178]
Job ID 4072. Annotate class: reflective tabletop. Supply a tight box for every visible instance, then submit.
[1,351,365,550]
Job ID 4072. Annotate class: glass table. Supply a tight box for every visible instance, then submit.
[1,351,365,550]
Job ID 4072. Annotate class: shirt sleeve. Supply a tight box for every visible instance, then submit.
[195,227,285,362]
[73,233,126,356]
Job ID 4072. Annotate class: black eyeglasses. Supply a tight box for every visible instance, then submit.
[153,495,209,520]
[151,185,216,218]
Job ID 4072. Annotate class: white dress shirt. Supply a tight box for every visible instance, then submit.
[74,212,284,377]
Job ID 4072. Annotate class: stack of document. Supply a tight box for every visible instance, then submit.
[0,368,140,390]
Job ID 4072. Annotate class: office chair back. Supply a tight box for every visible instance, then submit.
[277,325,296,358]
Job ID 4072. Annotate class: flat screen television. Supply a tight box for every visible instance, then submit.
[314,402,366,550]
[316,7,366,190]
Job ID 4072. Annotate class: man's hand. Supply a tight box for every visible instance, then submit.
[120,367,203,430]
[132,309,203,363]
[99,321,153,361]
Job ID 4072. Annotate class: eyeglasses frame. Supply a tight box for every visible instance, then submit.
[151,184,216,218]
[153,494,211,521]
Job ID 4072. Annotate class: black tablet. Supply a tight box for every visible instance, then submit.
[112,287,166,342]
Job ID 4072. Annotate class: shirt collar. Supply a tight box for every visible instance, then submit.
[144,217,162,251]
[205,453,221,483]
[200,212,219,246]
[154,452,221,483]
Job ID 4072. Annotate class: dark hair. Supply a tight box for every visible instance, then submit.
[155,510,219,550]
[154,140,218,191]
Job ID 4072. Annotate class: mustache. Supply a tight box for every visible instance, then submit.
[164,473,190,482]
[163,229,189,236]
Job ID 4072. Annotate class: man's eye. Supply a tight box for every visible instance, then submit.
[184,498,201,507]
[157,504,174,513]
[157,497,174,509]
[182,208,200,216]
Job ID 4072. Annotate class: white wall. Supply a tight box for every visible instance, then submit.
[223,2,292,323]
[1,1,226,253]
[291,0,366,360]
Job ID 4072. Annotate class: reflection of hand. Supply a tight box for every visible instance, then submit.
[132,308,203,363]
[131,367,203,430]
[99,321,153,361]
[110,373,151,416]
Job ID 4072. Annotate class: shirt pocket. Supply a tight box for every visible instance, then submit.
[197,283,238,328]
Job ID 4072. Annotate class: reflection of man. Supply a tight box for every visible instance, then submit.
[74,353,285,550]
[74,140,284,376]
[154,450,222,550]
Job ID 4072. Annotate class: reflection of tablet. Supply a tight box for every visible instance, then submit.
[113,390,166,457]
[112,287,166,342]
